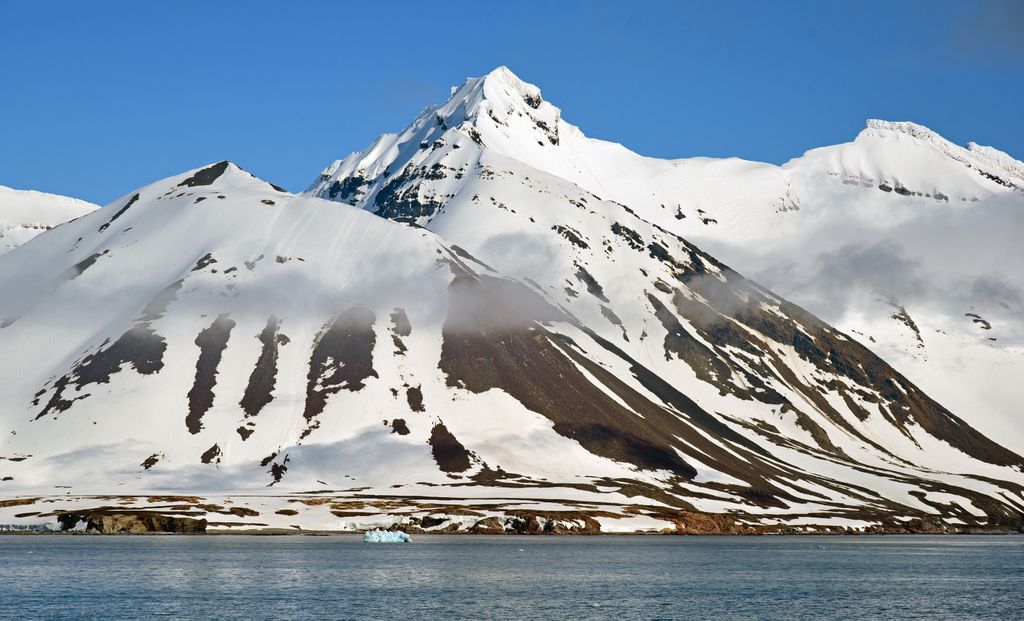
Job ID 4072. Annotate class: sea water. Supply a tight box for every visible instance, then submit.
[1,535,1020,620]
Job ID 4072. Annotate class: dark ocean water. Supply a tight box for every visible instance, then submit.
[0,535,1020,620]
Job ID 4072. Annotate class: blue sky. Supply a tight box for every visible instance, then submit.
[1,0,1022,204]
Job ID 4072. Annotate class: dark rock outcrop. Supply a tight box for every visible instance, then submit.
[57,511,207,534]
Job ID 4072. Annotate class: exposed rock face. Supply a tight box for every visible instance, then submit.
[663,511,743,534]
[469,516,505,534]
[98,193,139,233]
[178,161,230,187]
[186,313,235,434]
[239,316,287,419]
[57,512,207,534]
[301,306,378,438]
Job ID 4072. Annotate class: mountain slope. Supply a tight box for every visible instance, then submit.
[309,66,1024,453]
[0,185,97,255]
[2,160,1021,532]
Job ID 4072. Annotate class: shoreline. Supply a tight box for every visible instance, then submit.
[3,527,1022,537]
[4,493,1022,536]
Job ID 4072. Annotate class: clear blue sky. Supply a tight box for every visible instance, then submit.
[1,0,1022,204]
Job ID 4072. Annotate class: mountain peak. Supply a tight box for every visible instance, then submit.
[480,65,533,91]
[863,119,944,142]
[172,161,289,194]
[306,67,565,200]
[459,66,542,103]
[437,66,551,128]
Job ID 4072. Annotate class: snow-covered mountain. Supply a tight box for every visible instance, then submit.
[0,185,97,255]
[3,159,1021,533]
[1,69,1021,535]
[310,65,1024,460]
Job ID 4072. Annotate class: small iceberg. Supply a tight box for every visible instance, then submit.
[363,529,411,543]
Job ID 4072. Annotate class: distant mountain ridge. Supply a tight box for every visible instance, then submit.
[0,185,97,255]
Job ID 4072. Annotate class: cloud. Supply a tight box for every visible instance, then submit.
[753,240,928,316]
[698,192,1024,343]
[967,275,1021,311]
[477,230,563,283]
